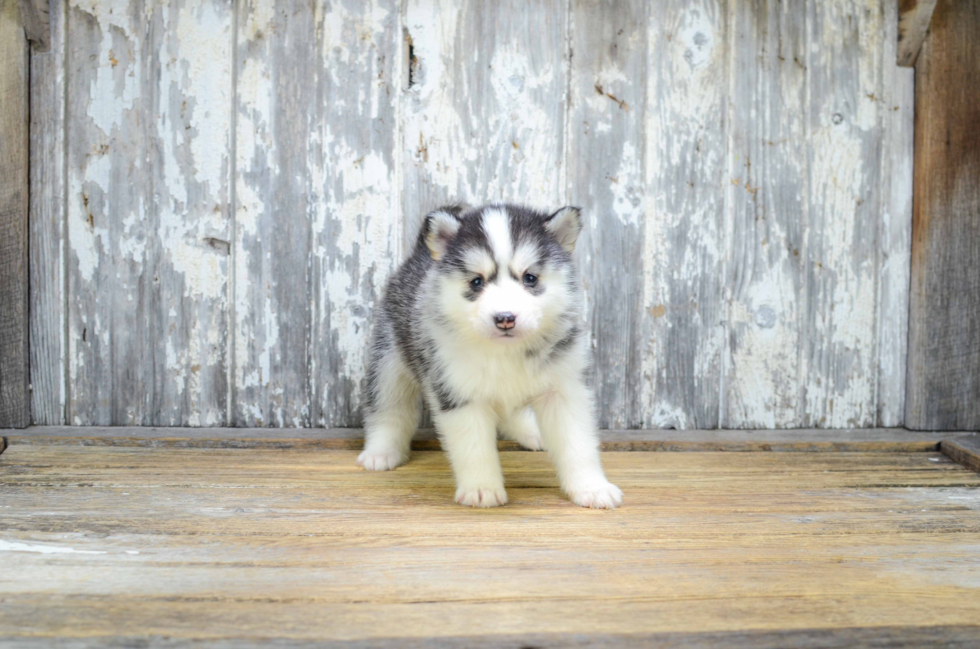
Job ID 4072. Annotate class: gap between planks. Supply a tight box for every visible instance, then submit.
[3,427,977,457]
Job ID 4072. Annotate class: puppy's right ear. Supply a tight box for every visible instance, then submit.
[423,209,462,260]
[545,206,582,253]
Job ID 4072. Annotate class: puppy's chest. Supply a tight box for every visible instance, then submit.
[439,346,548,405]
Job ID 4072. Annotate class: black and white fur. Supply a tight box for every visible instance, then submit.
[358,203,622,509]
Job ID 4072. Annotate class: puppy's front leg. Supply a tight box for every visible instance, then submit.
[534,381,622,509]
[434,403,507,508]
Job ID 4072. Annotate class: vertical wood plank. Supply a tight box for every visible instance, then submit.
[906,0,980,430]
[401,0,566,245]
[641,0,727,428]
[0,0,30,428]
[310,0,402,427]
[148,0,233,425]
[66,0,146,425]
[801,0,883,428]
[567,0,649,429]
[723,0,807,428]
[67,0,233,425]
[234,0,316,427]
[28,0,66,425]
[876,0,913,427]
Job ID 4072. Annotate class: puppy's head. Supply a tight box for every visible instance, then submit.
[423,204,581,344]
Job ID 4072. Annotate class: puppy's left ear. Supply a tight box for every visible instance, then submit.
[545,206,582,253]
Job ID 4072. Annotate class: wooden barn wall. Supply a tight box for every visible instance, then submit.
[27,0,913,429]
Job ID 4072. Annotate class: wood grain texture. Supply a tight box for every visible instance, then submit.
[401,0,567,246]
[27,0,66,425]
[906,0,980,431]
[1,446,980,643]
[0,0,30,429]
[724,0,806,428]
[801,0,883,428]
[233,0,316,427]
[310,0,401,428]
[641,0,727,429]
[897,0,937,67]
[7,426,978,453]
[28,1,914,429]
[64,0,137,426]
[148,0,234,426]
[876,0,914,427]
[65,0,233,426]
[65,0,147,425]
[942,436,980,474]
[3,627,980,649]
[18,0,49,51]
[567,0,648,428]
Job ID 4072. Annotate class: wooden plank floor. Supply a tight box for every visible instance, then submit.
[2,444,980,647]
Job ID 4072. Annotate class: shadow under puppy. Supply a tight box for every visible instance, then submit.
[358,203,622,509]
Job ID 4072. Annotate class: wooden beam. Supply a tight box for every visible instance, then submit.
[17,0,48,51]
[942,436,980,473]
[906,0,980,430]
[7,427,978,453]
[897,0,937,67]
[0,0,31,429]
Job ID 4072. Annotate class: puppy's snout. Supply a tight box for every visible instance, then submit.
[494,312,516,330]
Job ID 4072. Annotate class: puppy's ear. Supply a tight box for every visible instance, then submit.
[545,206,582,253]
[424,209,462,260]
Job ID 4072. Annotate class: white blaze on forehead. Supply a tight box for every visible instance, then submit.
[481,207,513,267]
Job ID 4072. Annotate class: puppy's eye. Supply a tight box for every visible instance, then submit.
[523,272,538,287]
[469,276,484,290]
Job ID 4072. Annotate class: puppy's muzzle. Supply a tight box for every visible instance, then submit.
[494,312,516,330]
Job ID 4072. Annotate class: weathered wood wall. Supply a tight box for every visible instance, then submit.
[27,0,913,429]
[1,0,31,428]
[905,0,980,431]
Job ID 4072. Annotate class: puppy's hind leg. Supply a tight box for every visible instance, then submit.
[358,346,420,471]
[499,407,544,451]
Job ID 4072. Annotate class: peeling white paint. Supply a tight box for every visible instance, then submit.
[610,141,643,227]
[48,0,909,429]
[728,268,802,428]
[639,0,727,428]
[82,5,140,137]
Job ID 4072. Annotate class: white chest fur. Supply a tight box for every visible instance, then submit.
[436,337,552,413]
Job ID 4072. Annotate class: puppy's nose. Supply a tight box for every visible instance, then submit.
[494,312,516,330]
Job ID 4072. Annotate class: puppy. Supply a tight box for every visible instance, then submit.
[357,203,622,509]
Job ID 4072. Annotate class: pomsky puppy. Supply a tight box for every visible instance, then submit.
[357,203,622,509]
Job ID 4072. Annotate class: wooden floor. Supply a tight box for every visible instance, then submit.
[2,440,980,647]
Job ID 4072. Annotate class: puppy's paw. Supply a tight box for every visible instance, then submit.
[357,449,407,471]
[455,486,508,508]
[567,480,623,509]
